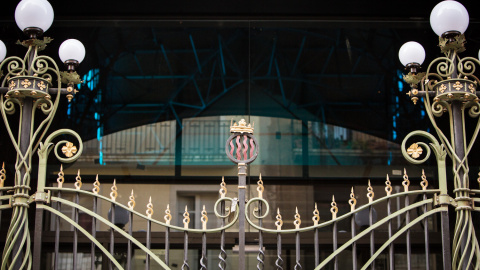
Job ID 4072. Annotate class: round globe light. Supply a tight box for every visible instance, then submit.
[398,41,426,66]
[59,39,86,63]
[430,0,469,36]
[15,0,54,33]
[0,40,6,63]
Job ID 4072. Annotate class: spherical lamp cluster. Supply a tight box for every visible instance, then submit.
[0,0,86,69]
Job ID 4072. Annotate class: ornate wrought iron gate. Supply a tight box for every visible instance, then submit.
[1,2,480,270]
[1,111,480,269]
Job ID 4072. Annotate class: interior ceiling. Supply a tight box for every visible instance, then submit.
[1,1,480,143]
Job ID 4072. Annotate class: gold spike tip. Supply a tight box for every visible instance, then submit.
[92,175,100,194]
[312,203,320,225]
[128,190,136,210]
[257,175,265,198]
[110,179,118,201]
[420,169,429,190]
[219,176,227,198]
[330,196,338,219]
[385,174,392,196]
[201,205,208,230]
[294,208,302,229]
[56,165,65,188]
[74,169,82,190]
[348,187,357,212]
[0,162,5,188]
[164,204,172,225]
[146,197,154,218]
[183,206,191,229]
[367,180,374,203]
[275,208,284,230]
[402,168,410,192]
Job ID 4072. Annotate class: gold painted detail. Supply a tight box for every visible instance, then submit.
[403,72,425,86]
[9,80,16,91]
[21,79,31,88]
[61,142,77,158]
[219,176,227,198]
[294,207,301,229]
[469,84,476,93]
[183,206,190,229]
[92,175,100,194]
[367,180,374,203]
[348,187,357,211]
[37,81,46,91]
[453,81,463,91]
[110,180,118,201]
[0,162,6,188]
[146,197,154,218]
[478,172,480,188]
[421,169,428,190]
[128,190,136,210]
[56,165,64,188]
[74,170,82,190]
[407,143,423,159]
[312,203,320,225]
[385,174,392,196]
[201,205,208,230]
[275,208,283,230]
[164,204,172,225]
[439,84,447,93]
[438,33,466,53]
[403,169,410,192]
[257,174,264,198]
[230,119,254,134]
[331,196,338,219]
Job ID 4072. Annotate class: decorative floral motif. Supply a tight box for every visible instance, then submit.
[469,84,476,93]
[61,142,77,157]
[453,81,463,91]
[407,143,423,159]
[9,80,16,91]
[37,81,46,91]
[21,79,31,88]
[439,84,447,93]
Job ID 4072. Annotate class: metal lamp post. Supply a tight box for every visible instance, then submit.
[400,1,480,268]
[0,0,85,269]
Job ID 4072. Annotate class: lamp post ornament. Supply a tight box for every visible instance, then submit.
[400,1,480,269]
[0,0,85,268]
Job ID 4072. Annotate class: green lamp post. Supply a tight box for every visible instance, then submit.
[0,0,85,268]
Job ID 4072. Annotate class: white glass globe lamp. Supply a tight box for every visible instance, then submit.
[399,41,426,67]
[0,40,6,63]
[59,39,86,70]
[15,0,54,38]
[430,0,469,37]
